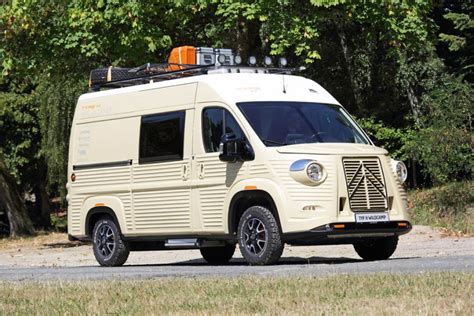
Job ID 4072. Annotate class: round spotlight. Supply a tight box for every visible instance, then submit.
[264,56,272,66]
[279,57,288,67]
[248,56,257,66]
[217,54,226,64]
[234,55,242,65]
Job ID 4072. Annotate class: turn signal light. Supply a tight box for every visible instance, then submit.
[398,222,408,227]
[333,224,345,229]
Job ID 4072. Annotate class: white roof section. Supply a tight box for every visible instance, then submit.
[78,72,341,106]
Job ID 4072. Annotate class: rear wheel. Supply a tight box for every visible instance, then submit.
[353,236,398,261]
[200,244,236,264]
[237,206,284,265]
[92,217,130,266]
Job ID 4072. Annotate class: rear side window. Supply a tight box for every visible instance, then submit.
[202,108,244,153]
[139,111,185,163]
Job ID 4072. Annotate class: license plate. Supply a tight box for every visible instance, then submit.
[355,212,389,223]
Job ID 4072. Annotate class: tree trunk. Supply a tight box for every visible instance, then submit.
[334,18,364,114]
[406,85,422,125]
[0,155,35,237]
[33,164,51,229]
[33,181,51,229]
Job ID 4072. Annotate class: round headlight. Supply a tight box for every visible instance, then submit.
[306,162,324,183]
[395,161,408,183]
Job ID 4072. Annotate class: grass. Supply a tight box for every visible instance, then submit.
[409,181,473,235]
[0,272,472,315]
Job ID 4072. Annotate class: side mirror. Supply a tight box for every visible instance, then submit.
[219,133,254,162]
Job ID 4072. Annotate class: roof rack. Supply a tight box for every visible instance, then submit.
[89,64,296,91]
[89,45,299,91]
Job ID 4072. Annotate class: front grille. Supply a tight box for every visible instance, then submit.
[342,157,387,211]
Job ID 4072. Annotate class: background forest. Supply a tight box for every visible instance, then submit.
[0,0,472,236]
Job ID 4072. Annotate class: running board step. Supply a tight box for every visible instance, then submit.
[164,239,199,248]
[164,239,227,248]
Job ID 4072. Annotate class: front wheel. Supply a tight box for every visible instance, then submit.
[200,244,236,264]
[353,236,398,261]
[92,217,130,266]
[238,206,284,265]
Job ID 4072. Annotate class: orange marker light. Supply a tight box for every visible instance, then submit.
[95,203,105,207]
[244,186,257,190]
[333,224,345,229]
[398,222,408,227]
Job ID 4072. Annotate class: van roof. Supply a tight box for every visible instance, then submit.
[79,73,340,106]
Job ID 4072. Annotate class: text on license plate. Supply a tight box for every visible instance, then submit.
[355,213,389,223]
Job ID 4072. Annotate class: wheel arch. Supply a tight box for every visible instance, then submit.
[85,207,123,237]
[228,189,282,236]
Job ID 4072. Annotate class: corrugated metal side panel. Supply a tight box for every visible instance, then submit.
[68,196,83,234]
[115,192,133,231]
[72,166,130,187]
[249,163,268,175]
[200,186,227,228]
[133,161,183,183]
[133,189,191,231]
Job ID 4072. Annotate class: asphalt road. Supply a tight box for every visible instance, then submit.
[1,254,473,281]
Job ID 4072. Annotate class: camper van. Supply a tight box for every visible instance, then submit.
[67,47,411,266]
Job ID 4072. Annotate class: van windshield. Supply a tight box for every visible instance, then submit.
[237,101,371,146]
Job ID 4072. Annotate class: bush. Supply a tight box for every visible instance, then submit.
[407,74,473,185]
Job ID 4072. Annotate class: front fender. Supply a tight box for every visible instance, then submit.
[224,178,289,233]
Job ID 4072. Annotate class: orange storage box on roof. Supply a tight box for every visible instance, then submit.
[168,46,196,70]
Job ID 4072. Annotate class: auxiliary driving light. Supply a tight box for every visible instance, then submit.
[234,55,242,65]
[217,54,226,64]
[264,56,272,66]
[279,57,288,67]
[248,56,257,66]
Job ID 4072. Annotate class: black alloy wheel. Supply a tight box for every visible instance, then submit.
[92,217,130,267]
[238,206,284,265]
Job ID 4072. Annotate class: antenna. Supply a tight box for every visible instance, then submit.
[282,75,287,94]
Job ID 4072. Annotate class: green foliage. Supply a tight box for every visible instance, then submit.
[407,74,473,185]
[0,92,41,186]
[356,118,411,160]
[36,75,87,196]
[409,181,473,234]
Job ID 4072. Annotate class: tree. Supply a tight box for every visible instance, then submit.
[0,152,34,237]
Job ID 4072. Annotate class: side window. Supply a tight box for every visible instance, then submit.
[139,111,185,163]
[202,107,244,153]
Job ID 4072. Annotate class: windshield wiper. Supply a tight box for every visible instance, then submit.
[262,139,288,146]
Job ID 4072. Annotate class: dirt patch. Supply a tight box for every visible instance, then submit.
[0,225,472,267]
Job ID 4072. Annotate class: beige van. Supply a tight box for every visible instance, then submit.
[67,61,411,266]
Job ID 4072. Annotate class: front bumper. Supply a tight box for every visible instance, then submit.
[283,221,412,245]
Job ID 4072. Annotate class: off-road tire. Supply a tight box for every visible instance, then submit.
[237,206,284,265]
[353,236,398,261]
[92,217,130,267]
[200,244,236,264]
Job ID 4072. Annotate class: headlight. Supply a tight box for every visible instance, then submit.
[390,159,408,183]
[290,160,327,185]
[306,162,324,182]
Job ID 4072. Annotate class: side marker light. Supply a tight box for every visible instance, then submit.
[244,185,257,190]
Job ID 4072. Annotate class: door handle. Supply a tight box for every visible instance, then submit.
[182,164,189,180]
[198,163,204,179]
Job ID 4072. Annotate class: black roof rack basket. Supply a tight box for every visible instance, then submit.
[89,63,298,91]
